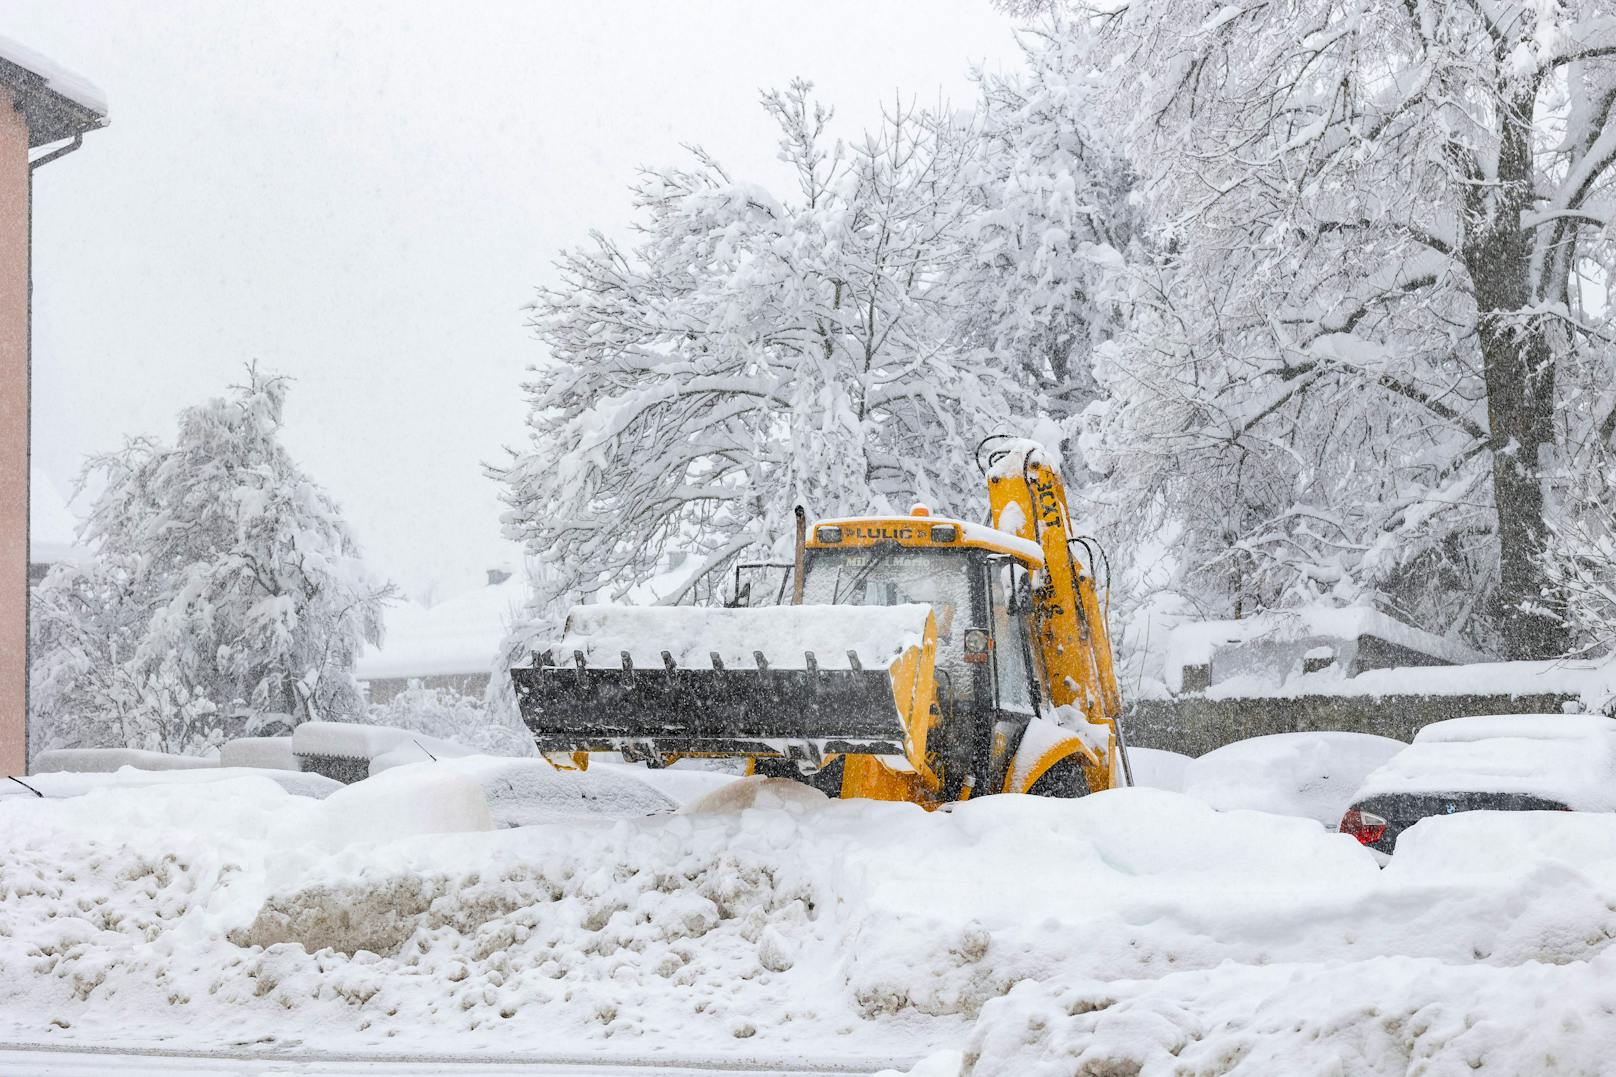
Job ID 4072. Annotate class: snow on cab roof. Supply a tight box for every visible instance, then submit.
[1354,718,1616,811]
[812,514,1046,565]
[0,36,107,144]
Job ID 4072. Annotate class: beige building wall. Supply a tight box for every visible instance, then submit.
[0,97,28,776]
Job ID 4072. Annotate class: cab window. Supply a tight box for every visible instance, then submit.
[801,548,973,697]
[990,560,1038,716]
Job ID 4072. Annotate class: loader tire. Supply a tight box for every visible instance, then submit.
[1028,758,1090,799]
[755,756,845,797]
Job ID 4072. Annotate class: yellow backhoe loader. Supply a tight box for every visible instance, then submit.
[511,437,1132,804]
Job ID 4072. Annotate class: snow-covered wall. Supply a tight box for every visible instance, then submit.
[1129,664,1606,757]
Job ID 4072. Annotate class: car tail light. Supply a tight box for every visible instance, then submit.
[1339,809,1388,846]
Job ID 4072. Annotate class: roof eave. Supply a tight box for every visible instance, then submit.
[0,59,107,147]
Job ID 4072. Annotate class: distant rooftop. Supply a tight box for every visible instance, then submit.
[355,555,706,684]
[29,465,86,565]
[0,36,107,146]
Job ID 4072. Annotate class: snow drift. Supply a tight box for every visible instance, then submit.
[5,770,1616,1069]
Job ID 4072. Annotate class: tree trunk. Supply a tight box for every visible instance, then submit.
[1465,92,1570,660]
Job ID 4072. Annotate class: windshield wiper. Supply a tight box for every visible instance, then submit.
[832,542,899,605]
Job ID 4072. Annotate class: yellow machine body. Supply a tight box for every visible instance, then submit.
[515,438,1127,805]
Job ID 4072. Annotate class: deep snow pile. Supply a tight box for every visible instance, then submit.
[929,810,1616,1075]
[5,768,1616,1072]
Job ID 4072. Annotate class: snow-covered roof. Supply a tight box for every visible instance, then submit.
[356,556,708,683]
[1177,659,1615,703]
[355,576,530,681]
[29,465,86,565]
[0,36,107,146]
[1167,605,1486,672]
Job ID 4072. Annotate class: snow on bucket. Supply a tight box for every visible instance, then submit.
[511,603,937,765]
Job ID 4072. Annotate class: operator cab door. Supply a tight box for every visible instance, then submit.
[976,557,1045,790]
[987,558,1043,719]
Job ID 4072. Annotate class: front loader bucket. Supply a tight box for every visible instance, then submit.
[511,604,937,765]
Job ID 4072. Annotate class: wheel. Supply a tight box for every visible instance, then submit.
[754,756,844,796]
[1027,758,1091,799]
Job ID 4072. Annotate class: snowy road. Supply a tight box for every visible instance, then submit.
[0,1042,905,1076]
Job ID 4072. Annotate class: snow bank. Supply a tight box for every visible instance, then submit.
[553,602,934,670]
[1,765,342,801]
[9,774,1616,1068]
[1387,810,1616,882]
[599,759,744,805]
[31,747,218,774]
[317,762,494,846]
[679,775,830,814]
[1122,746,1191,791]
[930,952,1616,1077]
[1180,731,1405,825]
[1177,656,1616,703]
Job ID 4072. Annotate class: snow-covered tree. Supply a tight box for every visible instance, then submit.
[29,369,393,757]
[1068,0,1616,658]
[960,25,1139,434]
[496,80,1031,616]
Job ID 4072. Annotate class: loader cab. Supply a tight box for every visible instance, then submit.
[801,512,1049,730]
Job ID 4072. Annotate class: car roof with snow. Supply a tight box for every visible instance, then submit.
[1411,713,1616,744]
[1353,714,1616,811]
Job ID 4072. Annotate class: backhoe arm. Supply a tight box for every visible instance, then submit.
[983,439,1124,787]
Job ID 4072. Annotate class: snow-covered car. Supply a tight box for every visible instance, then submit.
[1339,714,1616,856]
[457,757,680,826]
[1180,730,1406,827]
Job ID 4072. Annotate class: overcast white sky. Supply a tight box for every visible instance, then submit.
[10,0,1023,602]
